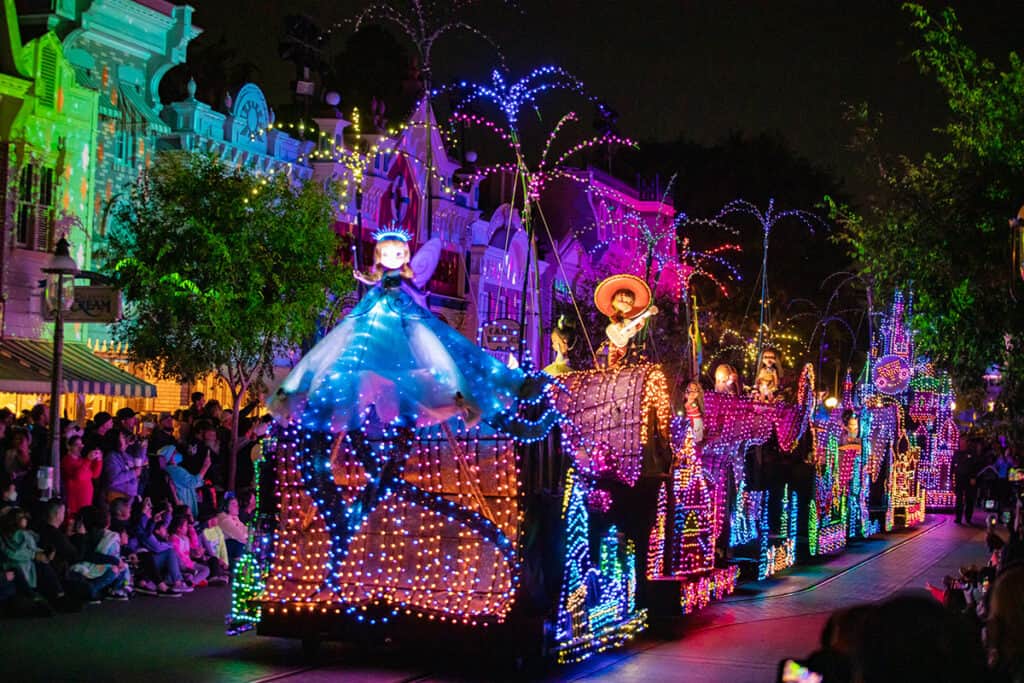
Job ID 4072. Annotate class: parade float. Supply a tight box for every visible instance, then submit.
[227,240,650,663]
[225,219,956,662]
[855,291,944,529]
[910,367,958,510]
[807,372,883,556]
[703,364,813,578]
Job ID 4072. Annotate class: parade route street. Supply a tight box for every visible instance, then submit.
[0,515,987,683]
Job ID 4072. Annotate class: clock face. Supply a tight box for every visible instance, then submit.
[239,98,266,139]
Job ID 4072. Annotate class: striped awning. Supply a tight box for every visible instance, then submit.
[0,354,51,394]
[0,338,157,397]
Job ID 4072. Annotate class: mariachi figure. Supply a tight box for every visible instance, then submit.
[594,274,658,368]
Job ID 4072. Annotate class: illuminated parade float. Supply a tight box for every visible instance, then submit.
[856,291,957,528]
[222,224,959,662]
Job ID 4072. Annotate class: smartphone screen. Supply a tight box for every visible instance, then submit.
[778,659,824,683]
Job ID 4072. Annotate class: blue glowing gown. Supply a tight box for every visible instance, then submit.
[273,270,526,432]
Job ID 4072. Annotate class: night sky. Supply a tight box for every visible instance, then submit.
[185,0,1024,199]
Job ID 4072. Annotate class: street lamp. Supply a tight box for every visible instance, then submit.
[42,236,78,499]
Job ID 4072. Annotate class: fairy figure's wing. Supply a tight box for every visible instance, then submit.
[410,238,442,289]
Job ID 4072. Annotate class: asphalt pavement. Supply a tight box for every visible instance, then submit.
[0,514,989,683]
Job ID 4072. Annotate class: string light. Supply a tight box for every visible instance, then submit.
[553,467,645,664]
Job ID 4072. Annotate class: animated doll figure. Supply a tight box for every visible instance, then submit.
[594,274,658,368]
[683,380,705,443]
[753,347,782,402]
[271,227,528,433]
[543,314,574,377]
[714,363,742,396]
[840,409,861,447]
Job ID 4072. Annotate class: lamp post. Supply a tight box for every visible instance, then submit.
[42,236,78,499]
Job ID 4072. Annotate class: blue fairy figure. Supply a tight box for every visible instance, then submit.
[272,226,527,433]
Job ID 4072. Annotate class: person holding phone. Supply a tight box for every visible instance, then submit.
[103,429,142,503]
[62,436,103,516]
[128,497,186,597]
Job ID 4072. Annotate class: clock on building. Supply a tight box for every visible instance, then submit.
[232,84,270,141]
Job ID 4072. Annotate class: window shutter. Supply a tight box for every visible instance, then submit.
[38,43,58,109]
[34,167,55,251]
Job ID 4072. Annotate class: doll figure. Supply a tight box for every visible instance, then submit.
[543,315,574,377]
[683,380,705,443]
[594,274,658,368]
[754,367,779,402]
[272,227,527,432]
[840,409,861,447]
[714,363,742,396]
[752,347,782,402]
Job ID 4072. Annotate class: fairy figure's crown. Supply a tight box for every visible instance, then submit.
[371,226,412,243]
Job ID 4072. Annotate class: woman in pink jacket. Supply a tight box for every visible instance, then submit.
[62,437,102,516]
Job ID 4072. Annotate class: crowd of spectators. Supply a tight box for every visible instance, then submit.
[0,392,270,615]
[953,436,1023,527]
[792,434,1024,683]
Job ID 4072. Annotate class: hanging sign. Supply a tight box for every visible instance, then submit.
[873,354,912,395]
[481,318,521,352]
[42,286,122,323]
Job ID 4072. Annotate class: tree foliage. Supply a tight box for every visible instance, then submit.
[104,152,353,485]
[832,4,1024,434]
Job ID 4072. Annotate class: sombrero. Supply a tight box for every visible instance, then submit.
[594,273,652,317]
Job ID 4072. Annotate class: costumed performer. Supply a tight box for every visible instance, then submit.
[595,274,658,368]
[271,227,529,432]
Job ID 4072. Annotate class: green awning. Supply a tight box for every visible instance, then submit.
[0,338,156,397]
[0,353,51,394]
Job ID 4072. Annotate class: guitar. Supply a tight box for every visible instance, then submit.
[606,306,659,348]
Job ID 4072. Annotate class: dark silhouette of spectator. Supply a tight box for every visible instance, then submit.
[988,564,1024,682]
[850,593,988,683]
[954,439,982,525]
[33,499,78,580]
[185,392,205,422]
[83,411,113,453]
[804,604,875,682]
[202,400,223,426]
[3,428,33,502]
[148,412,177,455]
[27,403,49,468]
[105,408,138,452]
[234,416,271,492]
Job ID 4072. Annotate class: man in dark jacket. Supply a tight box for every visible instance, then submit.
[953,439,981,525]
[147,413,176,454]
[83,412,113,454]
[28,403,49,468]
[34,499,78,578]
